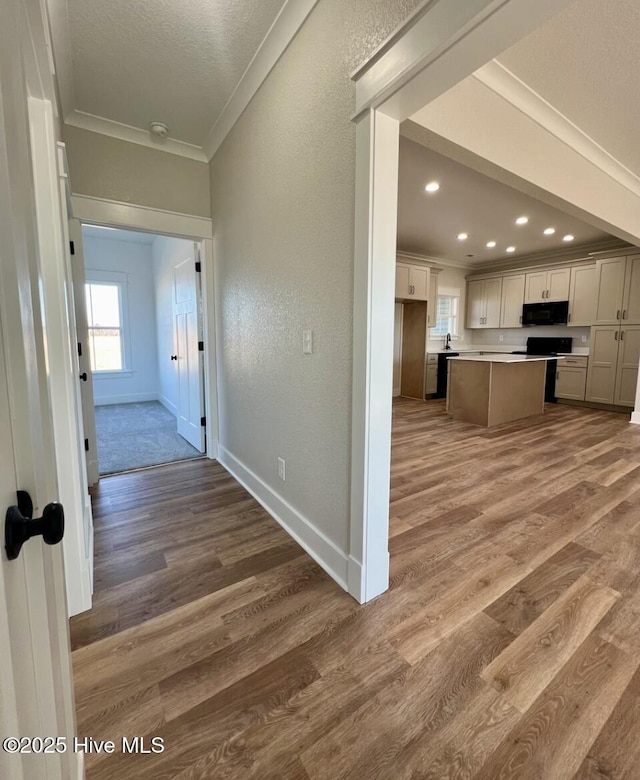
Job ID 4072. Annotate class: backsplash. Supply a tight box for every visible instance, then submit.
[470,325,590,349]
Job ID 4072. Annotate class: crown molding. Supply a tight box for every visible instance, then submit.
[203,0,319,159]
[65,111,208,162]
[474,60,640,199]
[397,249,473,271]
[50,0,317,163]
[467,238,629,275]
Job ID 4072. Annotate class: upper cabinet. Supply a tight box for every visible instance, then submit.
[594,254,640,326]
[466,277,502,328]
[395,261,429,302]
[500,274,525,328]
[568,265,597,327]
[524,267,570,303]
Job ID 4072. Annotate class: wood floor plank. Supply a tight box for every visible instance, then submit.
[481,574,619,713]
[475,636,639,780]
[71,400,640,780]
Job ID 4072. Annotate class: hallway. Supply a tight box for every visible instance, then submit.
[71,403,640,779]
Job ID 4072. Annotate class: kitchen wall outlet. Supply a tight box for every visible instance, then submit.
[277,457,286,481]
[581,335,587,343]
[302,329,313,354]
[498,334,504,342]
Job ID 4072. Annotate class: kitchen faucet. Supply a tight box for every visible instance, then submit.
[445,333,452,350]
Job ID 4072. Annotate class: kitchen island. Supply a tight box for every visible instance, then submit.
[447,354,564,427]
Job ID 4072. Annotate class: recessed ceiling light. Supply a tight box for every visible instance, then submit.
[425,181,440,193]
[457,233,468,241]
[486,241,496,248]
[543,227,556,235]
[506,246,516,253]
[515,216,529,225]
[563,234,575,242]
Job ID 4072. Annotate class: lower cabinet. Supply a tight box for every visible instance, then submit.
[556,367,587,400]
[586,325,640,406]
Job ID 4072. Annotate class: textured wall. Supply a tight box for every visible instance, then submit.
[210,0,423,552]
[84,234,160,404]
[64,126,211,217]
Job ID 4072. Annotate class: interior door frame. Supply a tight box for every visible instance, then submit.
[349,0,579,602]
[69,194,219,459]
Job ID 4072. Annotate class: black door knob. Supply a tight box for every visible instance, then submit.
[170,355,178,361]
[79,372,88,381]
[5,490,65,560]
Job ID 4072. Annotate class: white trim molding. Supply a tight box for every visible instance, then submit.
[65,110,208,162]
[47,0,317,162]
[631,412,640,425]
[474,60,640,200]
[70,193,213,239]
[203,0,319,159]
[217,445,350,593]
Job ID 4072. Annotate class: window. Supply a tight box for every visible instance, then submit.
[430,293,460,337]
[85,281,126,372]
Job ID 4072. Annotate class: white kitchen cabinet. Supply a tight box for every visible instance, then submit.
[395,261,429,301]
[426,271,439,327]
[524,267,570,303]
[586,324,638,406]
[614,325,640,407]
[568,265,597,327]
[556,356,588,401]
[466,277,502,328]
[556,367,587,401]
[594,255,640,326]
[500,274,525,328]
[586,326,620,404]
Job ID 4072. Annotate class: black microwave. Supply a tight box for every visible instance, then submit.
[522,300,569,326]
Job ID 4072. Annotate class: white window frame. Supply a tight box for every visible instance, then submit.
[84,269,133,377]
[430,290,461,339]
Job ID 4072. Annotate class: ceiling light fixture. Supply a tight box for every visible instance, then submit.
[543,227,556,235]
[506,246,516,253]
[563,234,575,242]
[149,121,169,139]
[515,216,529,225]
[457,233,468,241]
[425,181,440,193]
[486,241,496,248]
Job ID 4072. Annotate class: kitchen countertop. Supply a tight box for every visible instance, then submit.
[448,354,566,363]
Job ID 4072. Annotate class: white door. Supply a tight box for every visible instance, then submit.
[174,249,205,452]
[0,37,77,777]
[69,219,99,486]
[29,100,93,616]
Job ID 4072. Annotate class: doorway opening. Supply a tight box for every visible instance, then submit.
[75,224,207,477]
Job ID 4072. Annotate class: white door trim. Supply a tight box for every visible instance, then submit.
[70,193,213,239]
[350,0,575,601]
[68,192,219,462]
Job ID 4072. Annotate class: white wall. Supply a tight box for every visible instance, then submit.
[83,234,159,405]
[152,236,194,415]
[209,0,424,574]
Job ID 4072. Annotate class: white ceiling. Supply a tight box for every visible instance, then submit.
[497,0,640,176]
[397,137,611,265]
[65,0,286,147]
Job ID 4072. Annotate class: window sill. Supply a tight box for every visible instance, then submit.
[92,370,133,379]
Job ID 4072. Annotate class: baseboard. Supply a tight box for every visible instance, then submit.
[75,750,85,780]
[158,394,178,416]
[392,387,401,397]
[631,411,640,425]
[557,398,633,414]
[217,445,350,593]
[94,392,159,406]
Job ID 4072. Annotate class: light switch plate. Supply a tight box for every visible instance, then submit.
[303,330,313,354]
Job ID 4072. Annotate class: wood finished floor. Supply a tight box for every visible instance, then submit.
[71,399,640,779]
